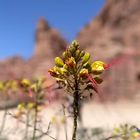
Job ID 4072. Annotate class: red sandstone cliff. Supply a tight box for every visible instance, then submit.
[77,0,140,100]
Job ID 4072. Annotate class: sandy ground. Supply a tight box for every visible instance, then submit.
[0,100,140,140]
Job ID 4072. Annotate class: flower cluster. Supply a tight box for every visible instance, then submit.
[14,77,46,118]
[113,124,140,140]
[49,40,106,97]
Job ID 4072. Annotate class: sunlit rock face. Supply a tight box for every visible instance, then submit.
[34,17,66,58]
[29,18,67,78]
[77,0,140,100]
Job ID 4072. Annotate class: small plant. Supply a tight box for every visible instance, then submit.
[0,77,57,140]
[18,77,47,140]
[0,80,18,136]
[105,124,140,140]
[49,40,106,140]
[7,77,50,140]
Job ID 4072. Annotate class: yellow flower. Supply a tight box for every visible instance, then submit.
[0,82,4,91]
[91,61,105,74]
[31,83,38,93]
[65,57,76,68]
[55,57,64,67]
[18,103,25,111]
[27,103,35,110]
[21,79,31,87]
[79,68,88,77]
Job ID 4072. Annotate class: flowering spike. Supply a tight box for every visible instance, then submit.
[49,40,107,140]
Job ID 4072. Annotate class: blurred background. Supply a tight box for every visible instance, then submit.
[0,0,140,138]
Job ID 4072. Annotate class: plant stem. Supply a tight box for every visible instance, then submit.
[72,76,79,140]
[24,110,30,140]
[0,108,7,135]
[32,103,38,140]
[62,104,68,140]
[32,88,39,140]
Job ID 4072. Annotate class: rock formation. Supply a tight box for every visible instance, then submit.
[77,0,140,100]
[29,17,67,78]
[34,17,66,58]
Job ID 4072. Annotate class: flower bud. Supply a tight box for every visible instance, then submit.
[63,64,68,70]
[48,69,58,77]
[21,79,31,87]
[28,103,35,110]
[72,40,79,49]
[54,66,66,75]
[65,57,76,68]
[62,51,71,60]
[69,45,76,54]
[18,103,25,110]
[82,52,90,63]
[80,51,85,57]
[91,61,105,74]
[55,57,64,67]
[79,68,88,78]
[31,83,38,93]
[75,50,80,58]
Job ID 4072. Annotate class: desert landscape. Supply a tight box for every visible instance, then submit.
[0,0,140,140]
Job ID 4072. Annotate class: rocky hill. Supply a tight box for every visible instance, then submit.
[77,0,140,59]
[77,0,140,100]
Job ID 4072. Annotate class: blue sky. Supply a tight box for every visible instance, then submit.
[0,0,105,59]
